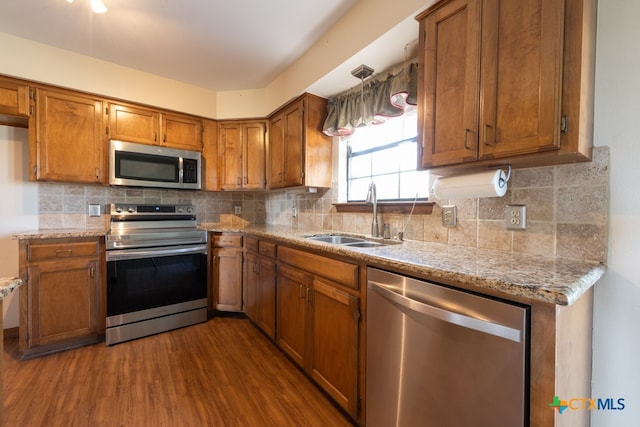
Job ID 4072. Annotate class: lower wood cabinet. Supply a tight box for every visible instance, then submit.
[244,236,276,339]
[18,237,104,358]
[276,246,360,420]
[211,233,244,312]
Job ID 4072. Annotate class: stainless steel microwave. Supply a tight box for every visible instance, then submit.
[109,140,202,190]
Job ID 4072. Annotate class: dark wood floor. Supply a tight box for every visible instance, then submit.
[3,317,353,426]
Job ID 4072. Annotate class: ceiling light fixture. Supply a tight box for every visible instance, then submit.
[66,0,108,14]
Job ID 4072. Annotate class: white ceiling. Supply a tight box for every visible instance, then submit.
[0,0,366,92]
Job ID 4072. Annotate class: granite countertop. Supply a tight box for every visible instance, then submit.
[202,224,605,306]
[0,277,22,299]
[12,228,108,240]
[13,224,606,306]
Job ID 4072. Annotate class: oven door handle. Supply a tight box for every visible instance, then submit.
[106,244,208,261]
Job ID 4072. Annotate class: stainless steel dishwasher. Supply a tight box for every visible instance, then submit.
[366,268,529,427]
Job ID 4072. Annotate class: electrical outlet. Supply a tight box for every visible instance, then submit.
[88,204,101,217]
[506,204,526,230]
[234,205,242,215]
[442,205,457,227]
[292,206,297,218]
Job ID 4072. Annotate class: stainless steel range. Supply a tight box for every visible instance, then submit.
[105,203,208,346]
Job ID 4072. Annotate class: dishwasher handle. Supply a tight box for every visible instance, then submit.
[367,280,523,343]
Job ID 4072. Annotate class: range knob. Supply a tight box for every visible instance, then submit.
[177,207,184,213]
[115,207,123,213]
[127,207,136,213]
[187,207,193,213]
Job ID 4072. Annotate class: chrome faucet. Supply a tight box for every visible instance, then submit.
[365,181,379,237]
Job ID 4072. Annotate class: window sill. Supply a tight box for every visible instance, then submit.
[333,201,434,215]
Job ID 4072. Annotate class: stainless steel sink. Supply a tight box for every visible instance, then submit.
[344,241,385,248]
[304,234,392,247]
[306,235,365,244]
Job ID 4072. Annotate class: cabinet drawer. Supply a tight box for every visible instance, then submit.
[28,241,100,261]
[258,241,276,259]
[278,246,358,289]
[213,234,242,248]
[245,236,259,253]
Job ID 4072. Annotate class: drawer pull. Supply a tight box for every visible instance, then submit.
[55,249,73,257]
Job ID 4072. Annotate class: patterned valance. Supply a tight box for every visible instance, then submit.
[322,62,418,137]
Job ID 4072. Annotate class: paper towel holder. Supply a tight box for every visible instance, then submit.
[429,164,512,207]
[498,164,512,187]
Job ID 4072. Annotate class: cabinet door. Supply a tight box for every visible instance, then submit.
[243,121,266,190]
[310,278,359,418]
[257,256,276,339]
[276,265,309,367]
[420,0,481,168]
[34,89,104,183]
[283,99,304,187]
[201,119,220,191]
[244,251,259,322]
[26,258,99,348]
[108,103,160,145]
[268,112,285,188]
[0,77,29,117]
[219,122,243,190]
[213,247,243,312]
[162,113,202,151]
[479,0,564,159]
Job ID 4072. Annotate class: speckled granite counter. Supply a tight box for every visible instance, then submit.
[202,224,605,306]
[13,224,605,306]
[12,228,108,240]
[0,277,22,299]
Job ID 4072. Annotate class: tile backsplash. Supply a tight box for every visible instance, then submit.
[265,146,609,263]
[37,185,267,229]
[37,146,609,263]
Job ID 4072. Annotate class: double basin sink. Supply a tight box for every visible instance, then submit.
[305,234,395,248]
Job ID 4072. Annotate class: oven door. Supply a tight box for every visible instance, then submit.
[106,244,208,322]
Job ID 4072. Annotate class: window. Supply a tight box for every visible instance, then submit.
[346,110,429,201]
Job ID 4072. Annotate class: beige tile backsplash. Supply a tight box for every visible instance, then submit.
[265,146,609,263]
[36,146,609,263]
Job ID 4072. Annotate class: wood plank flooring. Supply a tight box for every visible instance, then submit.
[3,316,353,426]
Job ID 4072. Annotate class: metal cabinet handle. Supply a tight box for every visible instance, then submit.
[299,284,305,299]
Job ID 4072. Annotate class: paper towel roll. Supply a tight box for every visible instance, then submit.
[432,169,508,200]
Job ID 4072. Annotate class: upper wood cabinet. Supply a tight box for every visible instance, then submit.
[107,102,203,151]
[30,88,105,184]
[201,119,220,191]
[268,93,332,189]
[218,120,267,190]
[416,0,596,172]
[0,77,29,118]
[162,112,203,151]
